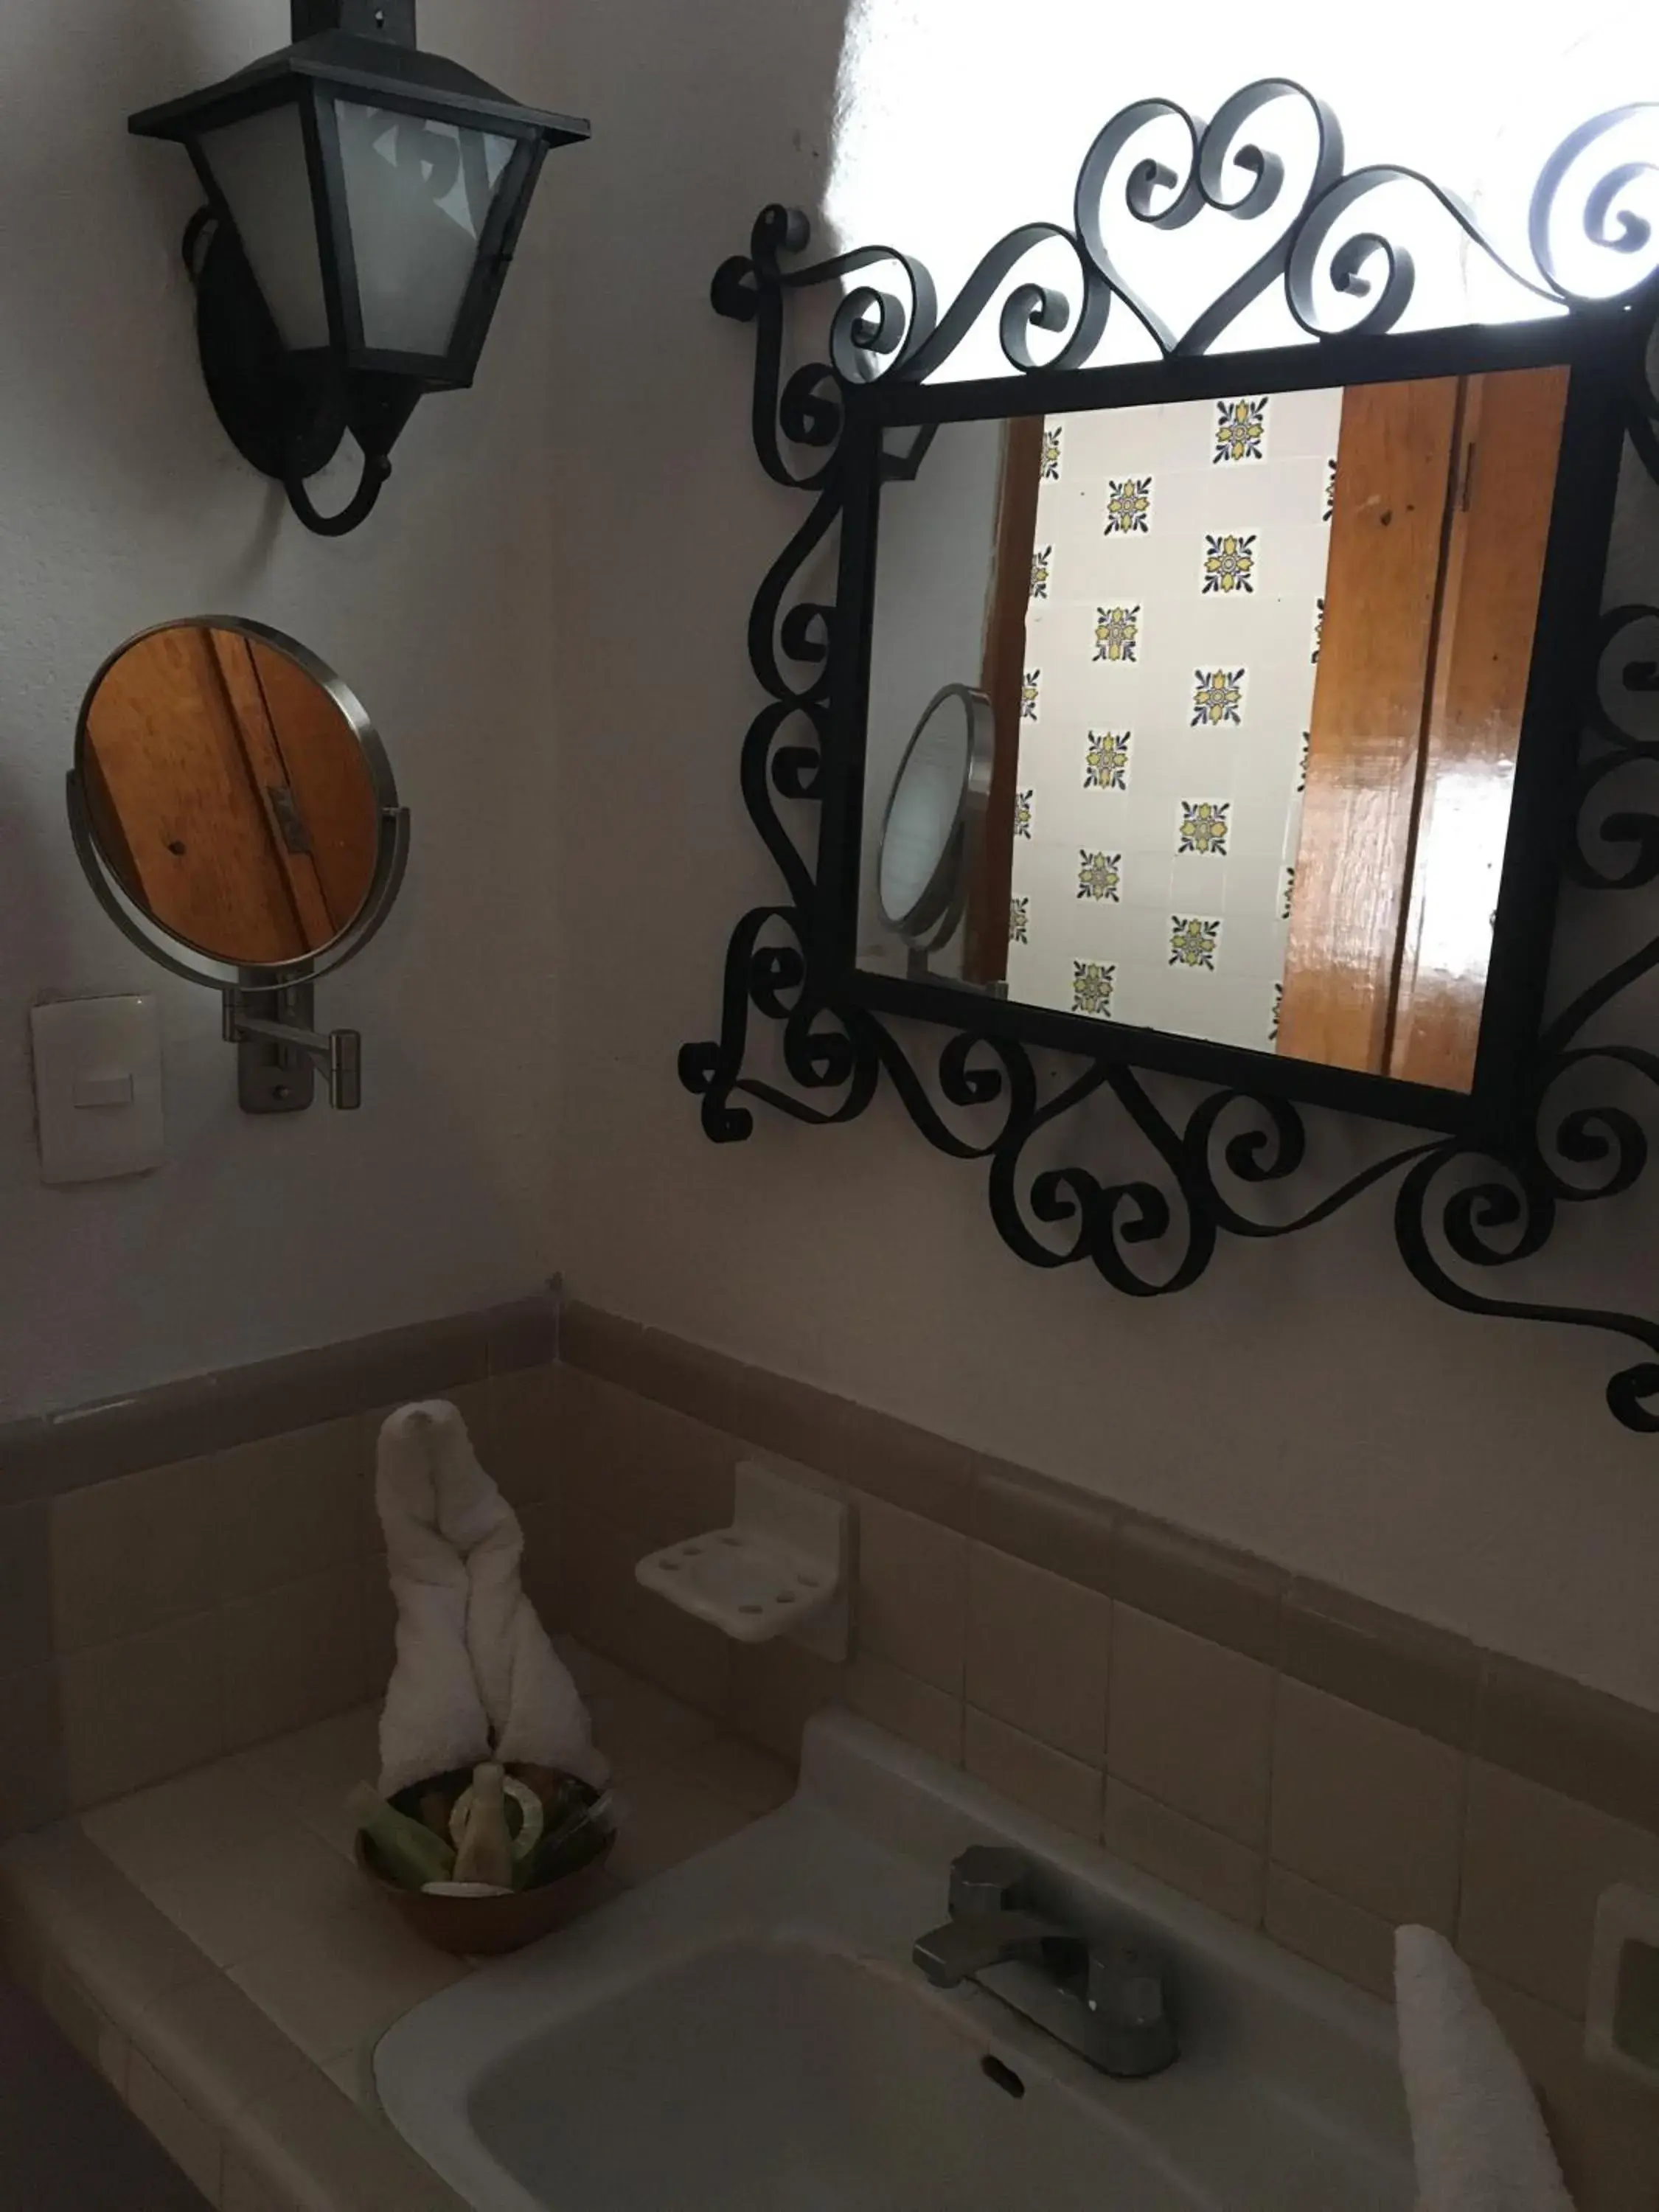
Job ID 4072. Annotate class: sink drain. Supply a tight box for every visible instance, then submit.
[979,2054,1026,2100]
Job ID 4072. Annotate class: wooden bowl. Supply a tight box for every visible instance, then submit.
[355,1772,616,1956]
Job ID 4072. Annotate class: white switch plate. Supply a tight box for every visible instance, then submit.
[31,995,164,1186]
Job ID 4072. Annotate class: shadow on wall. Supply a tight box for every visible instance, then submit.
[0,1,226,489]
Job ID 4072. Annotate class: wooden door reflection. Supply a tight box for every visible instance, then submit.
[1279,364,1568,1088]
[83,628,378,966]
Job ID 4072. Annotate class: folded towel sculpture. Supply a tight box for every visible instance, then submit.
[375,1400,608,1801]
[1396,1924,1575,2212]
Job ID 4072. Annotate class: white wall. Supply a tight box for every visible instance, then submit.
[543,0,1659,1711]
[0,1,569,1416]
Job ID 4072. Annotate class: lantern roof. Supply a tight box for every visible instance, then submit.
[129,30,590,152]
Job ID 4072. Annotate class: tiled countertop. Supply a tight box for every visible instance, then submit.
[1,1639,792,2210]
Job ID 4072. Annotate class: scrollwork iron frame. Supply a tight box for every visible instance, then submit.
[679,80,1659,1430]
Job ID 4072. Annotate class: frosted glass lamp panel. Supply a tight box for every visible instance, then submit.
[201,106,330,349]
[334,103,515,356]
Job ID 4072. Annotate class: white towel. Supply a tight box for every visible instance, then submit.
[375,1401,608,1799]
[1395,1924,1576,2212]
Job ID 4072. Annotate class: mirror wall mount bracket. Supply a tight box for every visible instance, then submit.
[679,80,1659,1432]
[224,984,363,1113]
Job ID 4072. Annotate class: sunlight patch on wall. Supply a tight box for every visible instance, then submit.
[822,1,1659,368]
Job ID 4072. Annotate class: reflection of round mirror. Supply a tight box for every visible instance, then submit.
[878,684,994,943]
[71,619,405,982]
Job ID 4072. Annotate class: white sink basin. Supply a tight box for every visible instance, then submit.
[376,1715,1413,2212]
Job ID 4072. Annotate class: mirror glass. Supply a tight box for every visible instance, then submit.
[879,685,991,938]
[859,366,1570,1092]
[78,622,382,968]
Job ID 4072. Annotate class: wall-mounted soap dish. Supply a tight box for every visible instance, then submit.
[1587,1885,1659,2091]
[636,1461,849,1660]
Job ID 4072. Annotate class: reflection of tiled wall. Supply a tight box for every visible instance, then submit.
[1007,389,1340,1051]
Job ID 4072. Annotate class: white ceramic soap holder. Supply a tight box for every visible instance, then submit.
[635,1461,849,1660]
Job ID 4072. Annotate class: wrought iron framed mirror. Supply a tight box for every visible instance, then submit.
[681,80,1659,1428]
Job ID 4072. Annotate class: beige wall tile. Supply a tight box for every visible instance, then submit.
[0,1665,69,1834]
[50,1457,220,1652]
[562,1304,742,1433]
[485,1293,559,1378]
[855,1495,967,1693]
[215,1419,359,1601]
[0,1500,52,1674]
[38,1958,120,2085]
[1271,1678,1465,1931]
[1113,1517,1285,1663]
[551,1367,735,1541]
[60,1615,223,1808]
[0,1823,215,2026]
[1264,1865,1396,2000]
[237,1704,380,1862]
[360,1550,397,1705]
[220,1568,364,1750]
[514,1498,562,1629]
[604,1764,753,1885]
[966,1545,1110,1764]
[125,2048,223,2203]
[967,1471,1116,1600]
[562,1506,732,1717]
[142,1823,364,1968]
[356,1382,490,1548]
[1475,1970,1659,2212]
[1,1827,213,2027]
[586,1672,720,1771]
[846,1654,963,1767]
[1478,1655,1659,1838]
[1107,1607,1272,1844]
[673,1735,796,1816]
[965,1708,1102,1839]
[229,1896,465,2064]
[726,1638,844,1764]
[490,1368,561,1506]
[222,2148,290,2212]
[136,1954,318,2128]
[83,1761,279,1889]
[237,2041,466,2210]
[1104,1780,1265,1928]
[1282,1579,1478,1749]
[1458,1761,1659,2018]
[730,1368,981,1536]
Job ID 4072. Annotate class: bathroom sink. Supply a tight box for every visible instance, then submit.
[376,1714,1413,2212]
[467,1937,1195,2212]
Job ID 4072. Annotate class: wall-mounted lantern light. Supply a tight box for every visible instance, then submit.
[130,1,588,535]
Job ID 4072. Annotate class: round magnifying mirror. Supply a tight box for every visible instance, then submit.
[878,684,994,945]
[72,618,403,979]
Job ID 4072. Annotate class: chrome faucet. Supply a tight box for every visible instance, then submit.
[913,1846,1178,2079]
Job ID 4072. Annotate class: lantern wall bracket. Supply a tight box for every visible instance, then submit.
[132,0,588,538]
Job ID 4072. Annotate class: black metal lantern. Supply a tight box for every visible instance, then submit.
[130,0,588,535]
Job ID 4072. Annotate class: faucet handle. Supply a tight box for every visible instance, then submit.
[948,1845,1031,1919]
[1086,1941,1178,2076]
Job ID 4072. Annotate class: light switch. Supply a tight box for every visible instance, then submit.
[31,995,164,1185]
